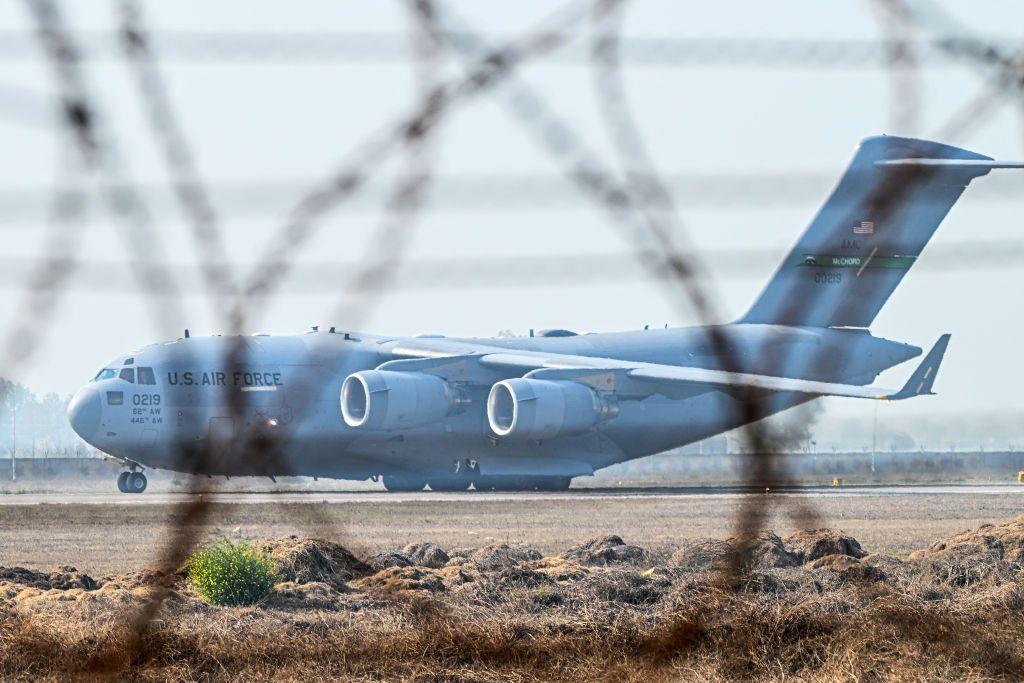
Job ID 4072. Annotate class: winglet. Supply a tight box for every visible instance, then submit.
[886,334,951,400]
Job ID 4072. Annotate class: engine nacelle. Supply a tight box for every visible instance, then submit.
[341,370,457,431]
[487,378,613,441]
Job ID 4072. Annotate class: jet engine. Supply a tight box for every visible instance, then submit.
[341,370,458,430]
[486,378,614,441]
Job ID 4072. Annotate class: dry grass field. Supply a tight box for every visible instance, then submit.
[2,514,1024,681]
[0,488,1022,680]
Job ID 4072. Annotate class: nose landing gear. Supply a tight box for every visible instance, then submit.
[117,465,148,494]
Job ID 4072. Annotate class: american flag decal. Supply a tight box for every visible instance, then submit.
[853,220,874,234]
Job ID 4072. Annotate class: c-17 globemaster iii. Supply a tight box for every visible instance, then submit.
[67,136,1024,493]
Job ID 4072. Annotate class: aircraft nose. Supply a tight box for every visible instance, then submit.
[67,388,102,443]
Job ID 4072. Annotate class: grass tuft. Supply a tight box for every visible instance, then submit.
[187,539,277,606]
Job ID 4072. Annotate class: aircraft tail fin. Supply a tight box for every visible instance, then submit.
[741,136,1023,328]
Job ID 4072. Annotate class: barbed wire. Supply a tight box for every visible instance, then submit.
[0,139,88,377]
[4,0,1024,679]
[72,0,455,674]
[71,0,438,669]
[435,1,723,323]
[588,0,828,578]
[888,0,1024,142]
[117,0,237,321]
[236,0,602,326]
[868,0,923,135]
[23,0,185,341]
[330,0,444,328]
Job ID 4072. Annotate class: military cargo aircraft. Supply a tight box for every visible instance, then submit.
[67,136,1023,492]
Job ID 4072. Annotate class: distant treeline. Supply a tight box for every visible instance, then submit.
[0,378,80,456]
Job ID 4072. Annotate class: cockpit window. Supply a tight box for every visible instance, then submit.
[119,368,135,383]
[106,391,123,406]
[93,369,116,381]
[137,367,156,385]
[124,357,135,366]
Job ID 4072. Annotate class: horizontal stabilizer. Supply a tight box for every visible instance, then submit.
[886,334,951,400]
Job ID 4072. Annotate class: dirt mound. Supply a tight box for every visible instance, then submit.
[354,566,446,593]
[584,569,671,605]
[807,554,862,571]
[263,581,348,610]
[368,552,413,571]
[909,516,1024,565]
[902,517,1024,591]
[486,566,554,589]
[738,570,806,595]
[435,565,481,589]
[261,537,371,588]
[670,538,735,570]
[669,533,801,571]
[735,531,802,569]
[0,566,97,591]
[908,547,1018,591]
[96,567,181,591]
[784,529,867,562]
[468,566,555,603]
[806,554,887,583]
[7,517,1024,681]
[862,554,905,573]
[402,542,449,569]
[530,556,590,582]
[464,543,542,570]
[561,535,647,566]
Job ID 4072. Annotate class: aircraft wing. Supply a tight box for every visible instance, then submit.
[387,334,951,402]
[623,333,948,400]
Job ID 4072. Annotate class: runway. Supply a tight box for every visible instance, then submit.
[2,483,1023,506]
[3,483,1022,573]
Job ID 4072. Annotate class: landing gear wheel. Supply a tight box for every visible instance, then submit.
[117,471,130,493]
[126,471,148,493]
[382,474,426,492]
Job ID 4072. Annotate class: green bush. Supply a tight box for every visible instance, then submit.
[188,540,278,606]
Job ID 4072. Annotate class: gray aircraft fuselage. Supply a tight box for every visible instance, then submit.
[66,323,917,486]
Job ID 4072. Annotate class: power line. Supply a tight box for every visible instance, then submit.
[0,170,1017,224]
[1,239,1019,293]
[0,30,1020,66]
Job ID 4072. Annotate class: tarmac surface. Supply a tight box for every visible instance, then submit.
[3,482,1023,573]
[3,483,1023,505]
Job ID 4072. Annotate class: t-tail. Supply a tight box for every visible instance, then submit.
[741,135,1024,328]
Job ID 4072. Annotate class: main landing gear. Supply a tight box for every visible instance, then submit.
[117,468,148,494]
[472,475,571,492]
[379,472,572,492]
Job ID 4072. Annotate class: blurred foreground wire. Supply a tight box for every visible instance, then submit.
[4,0,1024,678]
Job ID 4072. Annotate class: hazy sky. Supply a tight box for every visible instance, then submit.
[1,1,1022,448]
